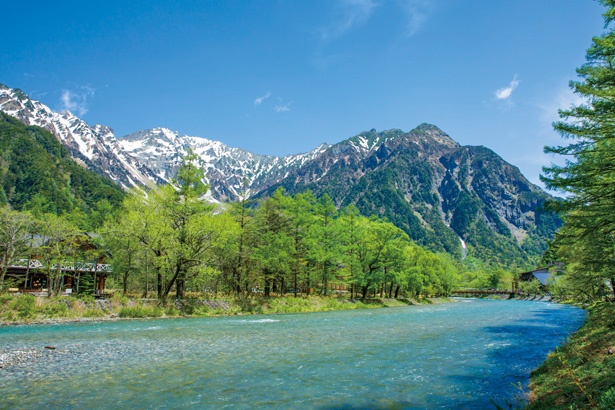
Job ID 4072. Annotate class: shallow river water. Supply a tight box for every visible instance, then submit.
[0,299,585,409]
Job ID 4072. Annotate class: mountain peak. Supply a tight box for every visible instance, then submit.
[415,123,442,132]
[411,123,460,149]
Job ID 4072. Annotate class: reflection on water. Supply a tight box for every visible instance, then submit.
[0,299,585,409]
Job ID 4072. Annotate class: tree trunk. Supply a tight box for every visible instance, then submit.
[234,267,242,296]
[176,279,185,299]
[162,265,182,300]
[293,267,298,298]
[157,271,163,299]
[123,271,129,295]
[143,254,149,298]
[361,285,368,300]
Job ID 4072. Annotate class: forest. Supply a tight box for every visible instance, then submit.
[0,148,524,301]
[5,0,615,305]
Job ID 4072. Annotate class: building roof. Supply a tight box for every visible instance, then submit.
[532,271,552,286]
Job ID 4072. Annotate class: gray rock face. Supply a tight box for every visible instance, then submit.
[0,84,164,189]
[259,125,559,262]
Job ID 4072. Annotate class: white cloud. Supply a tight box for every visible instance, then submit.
[495,75,520,100]
[60,86,94,117]
[538,85,586,127]
[398,0,434,36]
[254,91,271,106]
[274,102,292,113]
[322,0,378,40]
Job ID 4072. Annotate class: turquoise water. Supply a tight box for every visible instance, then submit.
[1,299,585,409]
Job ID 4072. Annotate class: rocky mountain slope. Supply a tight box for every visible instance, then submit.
[0,83,328,201]
[260,124,560,263]
[0,84,162,189]
[0,83,559,263]
[119,127,328,201]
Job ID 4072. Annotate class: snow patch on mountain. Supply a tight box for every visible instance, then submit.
[0,83,163,189]
[119,128,331,201]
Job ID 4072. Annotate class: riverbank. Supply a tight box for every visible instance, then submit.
[525,302,615,410]
[1,298,582,408]
[0,293,437,326]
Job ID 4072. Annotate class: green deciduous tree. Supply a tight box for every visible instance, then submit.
[307,194,341,296]
[35,213,81,296]
[105,151,218,301]
[0,206,34,291]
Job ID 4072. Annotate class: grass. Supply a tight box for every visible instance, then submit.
[118,305,163,318]
[0,293,106,322]
[0,293,433,324]
[526,302,615,410]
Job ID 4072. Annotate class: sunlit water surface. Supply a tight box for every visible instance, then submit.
[0,299,585,409]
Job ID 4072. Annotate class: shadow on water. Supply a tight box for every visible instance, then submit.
[471,307,585,409]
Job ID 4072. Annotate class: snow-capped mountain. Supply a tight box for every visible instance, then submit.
[0,82,561,264]
[0,84,163,189]
[0,83,330,201]
[120,128,329,201]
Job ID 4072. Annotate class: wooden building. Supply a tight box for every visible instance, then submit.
[4,232,112,296]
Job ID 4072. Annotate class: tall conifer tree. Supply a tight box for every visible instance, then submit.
[542,0,615,299]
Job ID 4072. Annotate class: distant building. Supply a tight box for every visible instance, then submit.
[4,232,111,296]
[519,268,552,288]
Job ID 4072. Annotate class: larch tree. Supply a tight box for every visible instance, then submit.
[542,0,615,299]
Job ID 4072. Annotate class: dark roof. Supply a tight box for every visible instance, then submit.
[519,268,552,285]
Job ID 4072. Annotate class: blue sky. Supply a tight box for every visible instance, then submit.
[0,0,605,187]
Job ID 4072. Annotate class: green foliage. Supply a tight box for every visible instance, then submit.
[518,279,544,296]
[0,112,124,228]
[10,294,37,318]
[102,181,463,301]
[118,305,163,318]
[102,152,217,301]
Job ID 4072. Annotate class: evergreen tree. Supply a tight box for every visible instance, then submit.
[542,0,615,299]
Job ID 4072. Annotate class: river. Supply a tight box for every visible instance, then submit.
[0,299,585,409]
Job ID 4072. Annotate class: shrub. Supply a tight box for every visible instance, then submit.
[83,308,105,318]
[118,305,163,318]
[11,294,37,319]
[42,299,69,317]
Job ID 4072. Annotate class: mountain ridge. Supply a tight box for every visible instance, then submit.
[0,82,559,263]
[258,125,559,262]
